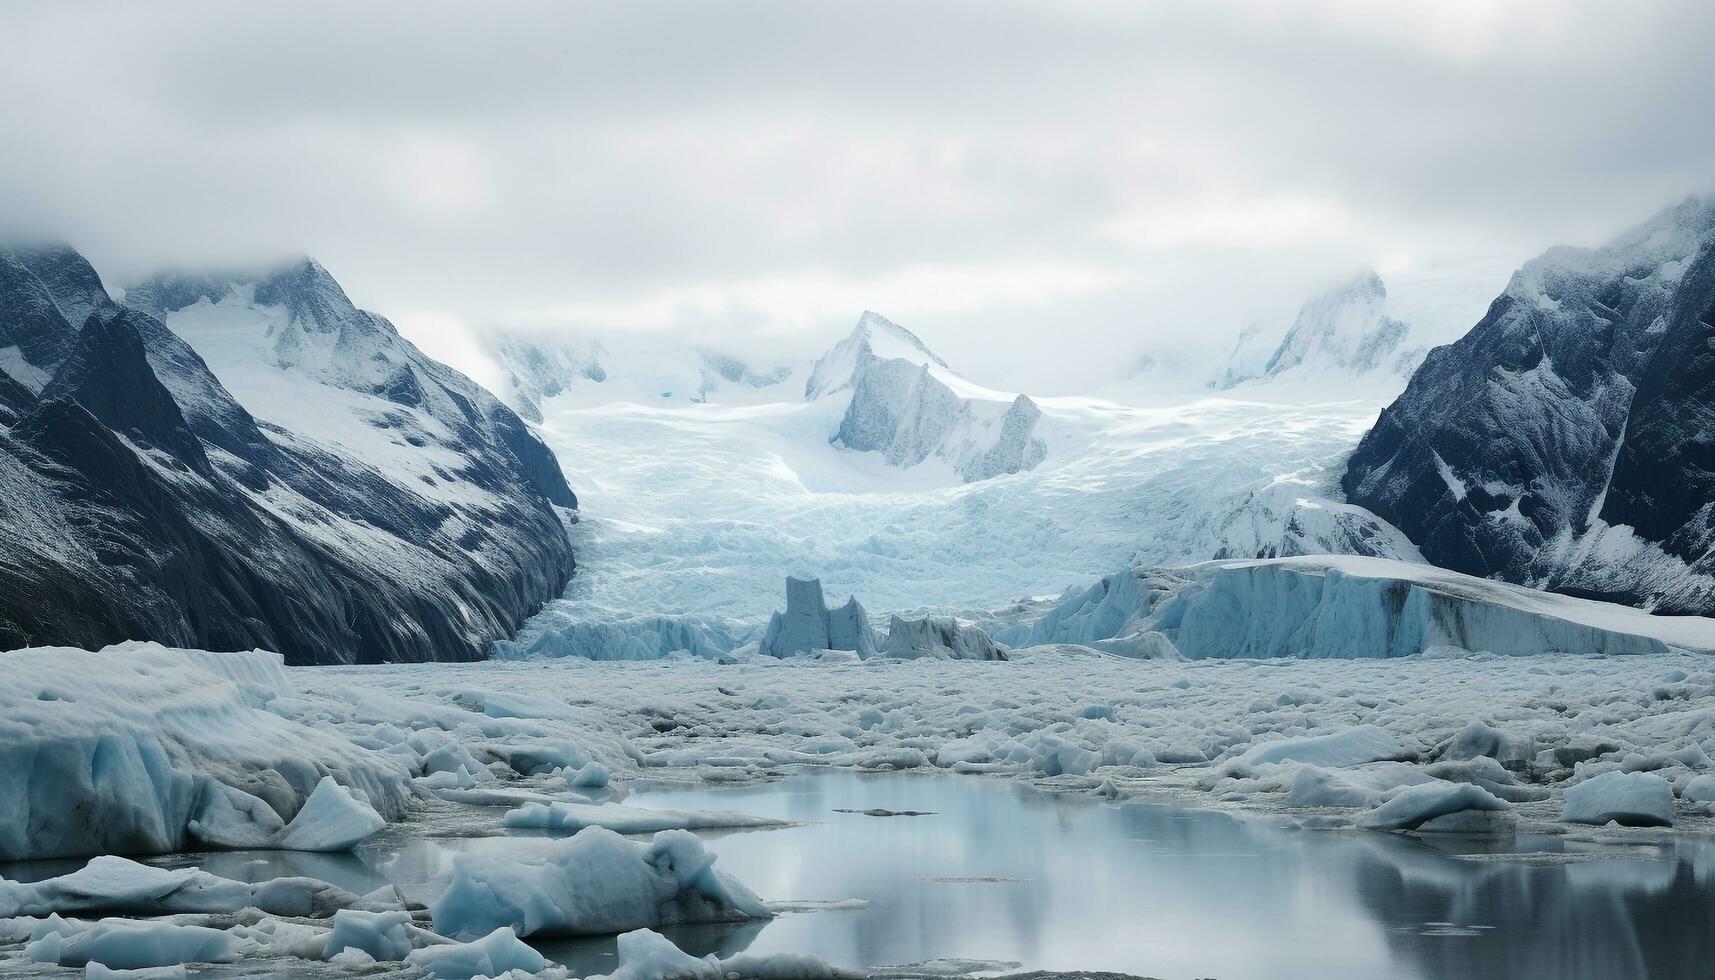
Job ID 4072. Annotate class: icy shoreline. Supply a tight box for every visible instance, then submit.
[8,643,1715,975]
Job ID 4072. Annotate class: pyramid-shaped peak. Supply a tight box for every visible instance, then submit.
[253,256,354,314]
[807,310,954,400]
[849,311,948,368]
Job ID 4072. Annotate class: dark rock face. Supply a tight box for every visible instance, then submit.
[0,246,578,663]
[1342,198,1715,613]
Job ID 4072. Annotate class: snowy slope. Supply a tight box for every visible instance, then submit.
[1344,197,1715,614]
[0,245,575,663]
[483,331,794,422]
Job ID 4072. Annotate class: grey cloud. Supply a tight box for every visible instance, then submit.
[1,1,1712,392]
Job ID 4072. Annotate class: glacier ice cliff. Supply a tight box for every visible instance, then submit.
[1008,555,1715,660]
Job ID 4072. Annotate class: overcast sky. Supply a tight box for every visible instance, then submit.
[3,1,1713,392]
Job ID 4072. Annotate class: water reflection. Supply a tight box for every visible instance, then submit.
[6,770,1712,979]
[613,771,1715,980]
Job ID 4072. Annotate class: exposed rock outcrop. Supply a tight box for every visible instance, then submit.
[0,245,577,664]
[1342,197,1715,613]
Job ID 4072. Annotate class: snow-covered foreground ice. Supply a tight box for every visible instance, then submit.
[508,393,1412,656]
[9,645,1715,976]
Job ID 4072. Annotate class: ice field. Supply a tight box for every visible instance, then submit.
[506,388,1413,657]
[11,642,1715,976]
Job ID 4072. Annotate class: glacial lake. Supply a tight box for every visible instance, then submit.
[9,769,1714,979]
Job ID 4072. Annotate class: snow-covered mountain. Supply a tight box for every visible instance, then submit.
[1343,196,1715,614]
[0,245,576,664]
[483,332,793,422]
[1208,271,1424,390]
[809,311,1047,483]
[478,310,1047,485]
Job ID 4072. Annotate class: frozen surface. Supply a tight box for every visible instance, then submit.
[8,644,1715,976]
[268,649,1715,841]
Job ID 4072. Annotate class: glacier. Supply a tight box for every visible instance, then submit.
[506,384,1415,662]
[1009,555,1715,660]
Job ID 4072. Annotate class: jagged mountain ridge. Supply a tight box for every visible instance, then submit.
[0,244,576,664]
[1343,197,1715,614]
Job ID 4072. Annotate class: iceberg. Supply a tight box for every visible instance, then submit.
[760,577,876,657]
[1356,782,1511,831]
[1016,555,1715,660]
[430,827,770,939]
[0,644,410,861]
[879,615,1008,660]
[1562,770,1676,827]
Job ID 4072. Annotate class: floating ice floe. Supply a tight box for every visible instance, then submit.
[591,926,856,980]
[1223,725,1408,774]
[431,827,770,939]
[1356,782,1512,831]
[1562,770,1676,827]
[0,856,364,920]
[405,925,548,978]
[501,800,789,834]
[26,919,238,970]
